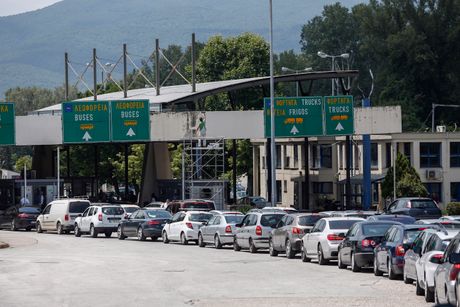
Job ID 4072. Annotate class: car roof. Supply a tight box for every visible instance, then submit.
[120,204,139,207]
[91,203,119,206]
[319,217,366,222]
[358,221,402,226]
[181,210,213,214]
[396,197,433,201]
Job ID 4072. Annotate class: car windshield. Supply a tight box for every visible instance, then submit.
[102,207,124,215]
[260,214,284,227]
[362,224,394,236]
[146,210,171,219]
[224,215,244,224]
[410,200,437,209]
[18,207,41,213]
[404,229,423,242]
[123,207,138,213]
[69,201,90,213]
[184,203,209,210]
[329,220,361,230]
[189,213,213,222]
[298,215,322,226]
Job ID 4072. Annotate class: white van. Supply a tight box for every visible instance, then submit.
[36,199,90,234]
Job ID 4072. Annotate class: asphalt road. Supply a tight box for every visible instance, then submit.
[0,230,432,307]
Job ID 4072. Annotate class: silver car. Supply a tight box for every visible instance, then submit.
[233,211,286,253]
[269,213,323,258]
[198,212,244,249]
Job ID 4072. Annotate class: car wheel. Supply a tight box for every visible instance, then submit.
[74,224,81,237]
[338,251,346,269]
[10,220,17,231]
[105,232,112,238]
[117,225,125,240]
[403,269,413,284]
[151,236,158,241]
[269,239,278,257]
[301,245,311,262]
[36,222,43,233]
[317,245,328,265]
[351,253,360,272]
[424,284,434,302]
[198,233,205,247]
[387,258,397,280]
[214,234,222,249]
[374,256,383,276]
[57,222,63,235]
[180,232,188,245]
[233,237,241,251]
[90,224,97,238]
[249,238,257,254]
[286,239,295,259]
[137,227,146,241]
[162,231,169,244]
[415,277,424,296]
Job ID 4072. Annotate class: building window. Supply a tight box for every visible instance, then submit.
[338,144,343,170]
[424,183,442,203]
[371,143,378,169]
[420,142,441,168]
[293,145,299,169]
[262,155,266,170]
[276,180,282,203]
[283,180,287,193]
[312,182,333,194]
[276,145,282,169]
[451,182,460,202]
[450,143,460,167]
[312,145,332,169]
[404,142,412,164]
[386,143,392,168]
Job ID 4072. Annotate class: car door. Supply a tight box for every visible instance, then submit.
[132,210,145,232]
[203,216,216,242]
[41,204,52,230]
[81,207,94,232]
[236,215,250,246]
[79,207,90,231]
[435,238,459,302]
[377,227,395,270]
[244,214,258,247]
[341,224,358,265]
[272,216,287,248]
[170,212,186,240]
[280,216,294,250]
[306,220,325,255]
[406,232,426,278]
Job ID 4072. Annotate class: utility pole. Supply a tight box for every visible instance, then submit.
[93,48,97,101]
[268,0,276,206]
[191,33,196,93]
[123,44,128,98]
[64,52,69,101]
[155,39,160,96]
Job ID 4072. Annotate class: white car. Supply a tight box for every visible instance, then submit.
[198,212,244,248]
[301,217,364,265]
[74,204,125,238]
[120,204,140,219]
[162,211,213,245]
[440,216,460,222]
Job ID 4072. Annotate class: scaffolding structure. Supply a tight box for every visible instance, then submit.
[182,138,226,210]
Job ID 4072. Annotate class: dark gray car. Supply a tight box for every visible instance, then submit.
[269,213,323,258]
[386,197,441,220]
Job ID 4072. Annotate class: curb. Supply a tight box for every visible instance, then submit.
[0,242,10,249]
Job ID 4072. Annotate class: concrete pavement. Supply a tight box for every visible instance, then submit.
[0,230,431,307]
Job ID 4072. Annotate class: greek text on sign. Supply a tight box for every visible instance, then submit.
[111,100,150,142]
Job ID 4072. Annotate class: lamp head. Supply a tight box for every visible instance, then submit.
[340,53,350,59]
[317,51,327,58]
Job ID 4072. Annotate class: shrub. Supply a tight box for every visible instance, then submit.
[446,202,460,215]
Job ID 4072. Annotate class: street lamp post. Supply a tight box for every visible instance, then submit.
[269,0,276,206]
[317,51,349,95]
[281,67,313,96]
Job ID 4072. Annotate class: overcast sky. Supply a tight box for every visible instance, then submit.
[0,0,62,17]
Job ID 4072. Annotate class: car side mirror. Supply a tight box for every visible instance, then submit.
[78,214,82,217]
[202,221,208,226]
[235,223,242,228]
[449,253,460,264]
[338,233,345,238]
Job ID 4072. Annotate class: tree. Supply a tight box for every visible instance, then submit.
[14,155,32,172]
[382,153,427,199]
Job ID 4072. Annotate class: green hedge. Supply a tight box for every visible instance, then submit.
[446,202,460,215]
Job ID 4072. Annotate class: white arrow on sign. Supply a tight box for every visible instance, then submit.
[82,131,92,141]
[290,125,299,135]
[126,128,136,137]
[335,122,344,131]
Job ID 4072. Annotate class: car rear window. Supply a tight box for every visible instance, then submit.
[123,207,138,213]
[189,213,213,222]
[69,201,90,213]
[410,200,438,209]
[146,210,171,219]
[224,215,244,224]
[18,207,41,213]
[375,216,415,224]
[102,207,124,215]
[404,229,423,242]
[298,215,322,226]
[184,203,210,210]
[329,220,361,230]
[260,214,284,227]
[362,224,394,236]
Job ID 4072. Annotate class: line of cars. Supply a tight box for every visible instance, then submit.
[7,196,460,305]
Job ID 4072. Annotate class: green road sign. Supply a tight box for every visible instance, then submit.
[0,102,15,145]
[264,97,324,138]
[111,100,150,142]
[62,101,111,144]
[324,95,354,136]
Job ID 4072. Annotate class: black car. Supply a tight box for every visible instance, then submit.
[367,214,416,224]
[385,197,441,220]
[338,221,401,272]
[0,206,41,231]
[117,209,172,241]
[374,224,437,279]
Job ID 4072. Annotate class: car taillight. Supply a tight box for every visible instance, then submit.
[225,225,232,233]
[395,244,405,257]
[255,225,262,236]
[327,234,343,241]
[64,214,69,221]
[361,239,376,247]
[18,213,30,219]
[418,228,427,231]
[406,201,412,208]
[98,213,102,221]
[186,222,193,229]
[292,227,303,235]
[147,220,161,225]
[449,264,460,281]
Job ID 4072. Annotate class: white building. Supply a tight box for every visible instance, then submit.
[252,132,460,210]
